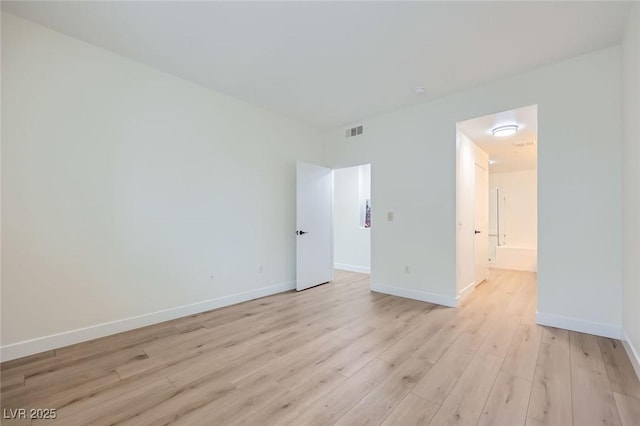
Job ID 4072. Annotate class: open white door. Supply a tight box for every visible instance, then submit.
[296,161,333,291]
[474,163,489,284]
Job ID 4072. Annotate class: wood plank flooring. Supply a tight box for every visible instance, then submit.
[1,269,639,425]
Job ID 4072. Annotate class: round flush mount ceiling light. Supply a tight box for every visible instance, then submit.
[492,124,519,137]
[415,86,426,95]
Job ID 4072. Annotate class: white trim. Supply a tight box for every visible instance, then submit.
[621,329,640,381]
[457,281,476,301]
[334,263,371,274]
[0,281,296,362]
[536,311,621,339]
[371,282,457,307]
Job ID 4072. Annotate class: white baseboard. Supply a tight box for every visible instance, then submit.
[536,311,621,339]
[457,281,476,302]
[334,263,371,274]
[621,329,640,381]
[371,282,457,307]
[0,281,296,362]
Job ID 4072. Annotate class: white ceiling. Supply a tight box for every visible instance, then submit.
[458,104,537,173]
[2,1,631,130]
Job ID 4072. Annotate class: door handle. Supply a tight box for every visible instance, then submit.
[475,230,481,234]
[296,230,309,235]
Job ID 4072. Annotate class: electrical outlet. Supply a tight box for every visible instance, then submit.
[387,211,394,222]
[405,266,410,273]
[208,274,215,282]
[258,265,263,273]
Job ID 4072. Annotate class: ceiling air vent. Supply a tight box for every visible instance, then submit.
[345,125,363,138]
[513,140,535,148]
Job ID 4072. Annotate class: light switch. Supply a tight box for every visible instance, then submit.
[387,211,394,222]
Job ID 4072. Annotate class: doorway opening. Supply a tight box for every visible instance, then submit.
[333,164,372,276]
[295,161,371,292]
[455,105,538,302]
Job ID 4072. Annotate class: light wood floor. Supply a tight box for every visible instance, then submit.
[1,269,639,425]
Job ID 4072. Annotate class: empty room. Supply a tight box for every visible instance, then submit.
[1,1,639,425]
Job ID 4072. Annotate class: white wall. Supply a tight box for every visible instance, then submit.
[621,4,640,372]
[1,14,324,359]
[324,46,622,336]
[456,131,488,298]
[333,165,371,273]
[489,169,537,249]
